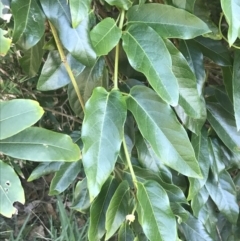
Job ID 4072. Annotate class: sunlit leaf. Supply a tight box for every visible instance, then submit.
[0,28,11,56]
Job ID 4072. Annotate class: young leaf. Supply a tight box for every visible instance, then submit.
[122,25,179,106]
[37,51,85,91]
[0,127,81,162]
[206,170,239,224]
[233,50,240,130]
[220,0,240,46]
[0,160,25,218]
[105,0,133,10]
[0,99,44,140]
[127,86,202,178]
[137,181,177,241]
[126,4,210,39]
[105,180,130,240]
[0,29,11,56]
[49,161,81,195]
[90,18,121,56]
[88,177,118,241]
[118,223,135,241]
[40,0,96,66]
[81,88,127,200]
[12,0,45,49]
[69,0,91,28]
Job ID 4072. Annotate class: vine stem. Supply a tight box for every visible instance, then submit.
[48,21,85,112]
[114,10,125,89]
[123,136,137,189]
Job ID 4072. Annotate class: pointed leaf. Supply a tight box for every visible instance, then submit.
[122,25,179,106]
[127,4,210,39]
[90,18,121,56]
[12,0,45,49]
[127,86,202,178]
[82,88,127,200]
[233,50,240,130]
[118,223,135,241]
[40,0,96,66]
[220,0,240,46]
[0,160,25,218]
[105,180,130,240]
[0,29,11,56]
[0,99,44,140]
[105,0,133,10]
[88,177,118,241]
[206,170,239,224]
[137,181,177,241]
[37,51,85,91]
[0,127,81,162]
[49,161,81,195]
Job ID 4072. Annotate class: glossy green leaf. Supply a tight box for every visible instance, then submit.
[207,102,240,153]
[137,181,177,241]
[118,223,135,241]
[71,178,90,213]
[12,0,45,49]
[90,18,121,56]
[27,162,63,181]
[127,86,202,178]
[127,4,210,39]
[37,51,85,91]
[68,57,108,117]
[105,0,133,10]
[0,127,81,162]
[172,0,196,12]
[188,129,210,200]
[206,170,239,224]
[0,28,11,56]
[105,180,130,240]
[222,66,233,102]
[194,37,232,66]
[0,160,25,218]
[164,39,204,118]
[19,36,44,77]
[233,50,240,130]
[0,99,44,140]
[221,0,240,46]
[49,161,81,195]
[82,88,127,200]
[69,0,91,28]
[40,0,96,66]
[122,25,179,106]
[88,176,118,241]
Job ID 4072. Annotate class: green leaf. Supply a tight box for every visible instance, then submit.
[105,180,130,240]
[37,51,85,91]
[0,99,44,140]
[207,102,240,153]
[69,0,91,28]
[0,28,11,56]
[12,0,45,49]
[105,0,133,10]
[28,162,63,181]
[188,129,210,200]
[127,4,210,39]
[137,181,177,241]
[0,160,25,218]
[40,0,96,66]
[88,176,118,241]
[81,88,127,200]
[19,36,44,77]
[233,50,240,130]
[164,39,205,118]
[206,170,239,224]
[194,37,232,66]
[122,25,179,106]
[127,86,202,178]
[222,66,233,102]
[71,178,90,213]
[118,223,135,241]
[172,0,196,12]
[49,161,81,195]
[0,127,81,162]
[68,57,108,117]
[90,18,121,56]
[220,0,240,46]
